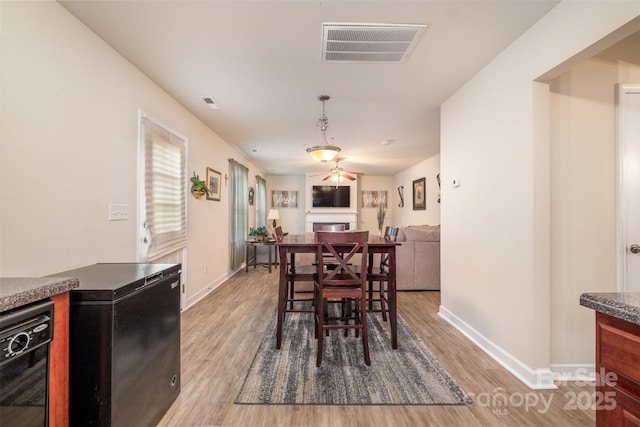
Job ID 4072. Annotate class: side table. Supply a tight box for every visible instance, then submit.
[245,240,278,273]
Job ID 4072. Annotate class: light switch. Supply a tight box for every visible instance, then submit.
[452,178,461,188]
[109,204,129,221]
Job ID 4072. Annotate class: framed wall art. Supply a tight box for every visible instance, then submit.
[361,191,387,208]
[206,167,222,201]
[412,177,426,210]
[272,190,298,208]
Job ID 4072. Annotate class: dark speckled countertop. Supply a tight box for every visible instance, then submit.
[0,277,79,312]
[580,293,640,326]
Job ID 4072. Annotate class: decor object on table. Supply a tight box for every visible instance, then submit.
[271,190,298,208]
[190,172,209,199]
[412,177,426,210]
[267,209,280,229]
[305,95,341,162]
[249,226,269,241]
[235,307,473,405]
[248,186,255,205]
[206,167,222,201]
[398,185,404,207]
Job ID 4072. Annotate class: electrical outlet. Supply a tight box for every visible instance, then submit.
[109,204,129,221]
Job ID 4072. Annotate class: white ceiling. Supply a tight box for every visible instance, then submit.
[59,0,559,176]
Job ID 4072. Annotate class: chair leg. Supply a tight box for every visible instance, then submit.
[379,281,387,321]
[361,299,371,366]
[316,292,324,367]
[288,280,295,309]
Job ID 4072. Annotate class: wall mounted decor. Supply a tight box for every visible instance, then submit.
[361,191,387,208]
[412,178,426,210]
[398,186,404,207]
[206,167,222,201]
[248,186,255,205]
[272,190,298,208]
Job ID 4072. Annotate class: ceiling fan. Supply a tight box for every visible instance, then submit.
[312,158,362,182]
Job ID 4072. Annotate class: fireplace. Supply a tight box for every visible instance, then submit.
[305,212,357,232]
[312,222,350,231]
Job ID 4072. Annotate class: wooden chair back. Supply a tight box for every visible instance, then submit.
[315,230,369,286]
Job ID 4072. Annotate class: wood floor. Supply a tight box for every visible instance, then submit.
[158,269,595,427]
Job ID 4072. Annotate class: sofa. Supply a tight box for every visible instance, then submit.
[395,225,440,291]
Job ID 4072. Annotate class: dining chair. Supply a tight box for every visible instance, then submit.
[314,223,347,269]
[314,230,370,366]
[367,226,398,321]
[274,226,315,312]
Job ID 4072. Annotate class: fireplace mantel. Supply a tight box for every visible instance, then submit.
[305,212,358,232]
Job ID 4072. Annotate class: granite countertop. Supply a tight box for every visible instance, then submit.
[0,277,80,312]
[580,292,640,326]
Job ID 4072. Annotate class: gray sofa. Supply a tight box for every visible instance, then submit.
[396,225,440,291]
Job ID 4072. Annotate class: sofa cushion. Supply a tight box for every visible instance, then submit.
[403,225,440,242]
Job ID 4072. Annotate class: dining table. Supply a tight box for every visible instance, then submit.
[276,232,401,350]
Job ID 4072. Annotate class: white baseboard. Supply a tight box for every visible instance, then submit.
[438,304,557,390]
[184,268,239,310]
[550,364,595,383]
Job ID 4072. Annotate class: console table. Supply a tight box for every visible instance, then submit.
[245,240,277,273]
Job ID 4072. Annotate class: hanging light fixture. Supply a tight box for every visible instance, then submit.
[305,95,341,162]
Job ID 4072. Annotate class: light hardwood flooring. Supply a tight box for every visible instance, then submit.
[158,268,595,427]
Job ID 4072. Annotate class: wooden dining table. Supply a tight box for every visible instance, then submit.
[276,232,400,350]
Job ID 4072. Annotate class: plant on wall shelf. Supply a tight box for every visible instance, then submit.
[190,172,210,199]
[249,226,270,241]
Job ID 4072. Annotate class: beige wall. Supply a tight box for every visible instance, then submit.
[393,154,441,226]
[440,1,640,387]
[0,2,262,306]
[549,54,640,366]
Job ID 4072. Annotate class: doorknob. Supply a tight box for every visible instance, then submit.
[630,244,640,254]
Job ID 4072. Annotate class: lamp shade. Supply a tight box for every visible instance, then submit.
[306,145,341,162]
[267,209,280,220]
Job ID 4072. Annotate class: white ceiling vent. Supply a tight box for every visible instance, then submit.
[321,23,427,63]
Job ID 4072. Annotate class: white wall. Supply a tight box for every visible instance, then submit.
[265,175,306,234]
[440,1,640,388]
[393,154,441,226]
[0,2,262,307]
[549,53,640,366]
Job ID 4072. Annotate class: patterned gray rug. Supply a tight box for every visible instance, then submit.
[235,306,473,405]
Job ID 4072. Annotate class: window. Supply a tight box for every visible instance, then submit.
[256,175,266,228]
[229,159,248,270]
[139,115,187,261]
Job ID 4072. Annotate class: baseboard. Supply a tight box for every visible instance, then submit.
[185,268,239,310]
[438,304,557,390]
[550,364,595,383]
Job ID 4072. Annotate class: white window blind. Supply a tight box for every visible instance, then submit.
[256,175,266,228]
[142,117,187,261]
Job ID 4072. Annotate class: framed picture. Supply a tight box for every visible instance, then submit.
[361,191,387,208]
[272,190,298,208]
[206,167,221,201]
[412,177,426,210]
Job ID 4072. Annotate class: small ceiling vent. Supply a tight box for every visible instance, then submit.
[321,23,427,63]
[200,96,219,109]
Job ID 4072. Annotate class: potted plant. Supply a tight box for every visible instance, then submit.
[249,226,270,241]
[190,172,210,199]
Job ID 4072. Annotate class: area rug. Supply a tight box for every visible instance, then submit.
[235,306,473,406]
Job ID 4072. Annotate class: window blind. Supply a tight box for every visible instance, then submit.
[142,117,187,261]
[256,175,266,228]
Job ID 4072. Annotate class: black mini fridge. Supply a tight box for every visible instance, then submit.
[53,263,181,427]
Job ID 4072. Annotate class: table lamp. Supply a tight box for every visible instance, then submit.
[267,209,280,229]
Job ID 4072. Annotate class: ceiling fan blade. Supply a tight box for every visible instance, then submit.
[343,173,357,181]
[322,175,332,181]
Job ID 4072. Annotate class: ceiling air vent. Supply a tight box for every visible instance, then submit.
[321,23,427,63]
[200,96,219,109]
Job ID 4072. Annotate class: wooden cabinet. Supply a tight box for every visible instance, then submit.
[49,292,70,427]
[596,312,640,426]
